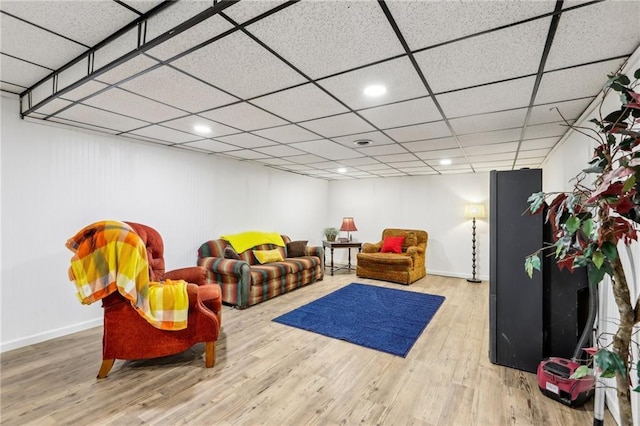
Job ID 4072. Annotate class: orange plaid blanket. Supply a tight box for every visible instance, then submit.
[66,220,189,330]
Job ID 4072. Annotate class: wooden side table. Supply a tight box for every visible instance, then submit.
[322,240,362,276]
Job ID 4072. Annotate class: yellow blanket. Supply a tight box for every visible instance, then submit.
[220,231,285,254]
[66,220,189,331]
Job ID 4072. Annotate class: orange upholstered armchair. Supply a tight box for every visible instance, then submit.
[96,222,222,378]
[356,228,428,285]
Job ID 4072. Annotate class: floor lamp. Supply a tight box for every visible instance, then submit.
[464,203,486,283]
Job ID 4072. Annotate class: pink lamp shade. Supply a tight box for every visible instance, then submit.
[340,217,358,232]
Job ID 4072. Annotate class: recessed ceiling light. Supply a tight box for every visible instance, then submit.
[354,139,372,146]
[337,167,347,173]
[440,159,452,165]
[363,84,387,97]
[193,124,211,134]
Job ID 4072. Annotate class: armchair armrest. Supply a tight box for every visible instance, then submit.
[362,241,383,253]
[198,257,252,308]
[163,266,207,286]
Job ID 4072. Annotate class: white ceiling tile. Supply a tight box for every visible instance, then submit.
[387,0,555,50]
[46,116,121,135]
[172,31,307,99]
[415,18,549,93]
[93,27,138,71]
[524,122,570,139]
[356,144,407,156]
[254,144,308,157]
[123,133,172,146]
[545,1,640,70]
[82,87,185,122]
[0,14,86,69]
[246,1,404,79]
[31,98,74,117]
[128,125,201,144]
[199,102,287,131]
[299,113,375,138]
[162,115,239,138]
[332,131,396,148]
[458,128,522,147]
[357,164,392,171]
[122,1,165,14]
[0,54,50,90]
[337,157,381,167]
[96,55,161,85]
[385,121,451,142]
[120,66,238,112]
[450,109,527,135]
[388,161,428,169]
[55,104,148,132]
[520,137,560,150]
[467,152,516,163]
[145,1,211,41]
[518,148,551,159]
[223,149,271,160]
[318,57,429,110]
[401,137,460,152]
[251,83,348,122]
[223,1,288,23]
[285,154,328,164]
[61,81,110,102]
[439,167,474,175]
[215,133,278,149]
[147,15,234,61]
[183,139,238,153]
[309,161,340,169]
[1,1,139,46]
[438,77,536,118]
[253,125,318,143]
[536,59,627,104]
[374,153,418,163]
[464,142,519,156]
[1,82,26,94]
[289,140,364,161]
[432,163,472,171]
[415,148,466,161]
[359,98,442,129]
[529,98,592,125]
[254,157,294,166]
[396,166,435,174]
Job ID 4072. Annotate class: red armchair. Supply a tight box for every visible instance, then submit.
[96,222,222,379]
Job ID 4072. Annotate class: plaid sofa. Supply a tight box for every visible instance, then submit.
[197,235,323,309]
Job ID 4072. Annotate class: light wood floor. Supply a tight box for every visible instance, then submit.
[1,273,612,425]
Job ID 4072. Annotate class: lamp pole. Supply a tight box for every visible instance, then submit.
[467,216,481,283]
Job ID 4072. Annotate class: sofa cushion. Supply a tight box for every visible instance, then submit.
[250,263,291,284]
[358,252,413,268]
[282,257,320,273]
[224,246,241,260]
[286,240,308,257]
[253,248,284,264]
[381,236,405,253]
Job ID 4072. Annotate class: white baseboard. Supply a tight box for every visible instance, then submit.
[427,269,489,282]
[0,318,102,353]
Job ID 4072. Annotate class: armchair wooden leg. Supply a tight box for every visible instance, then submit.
[205,342,215,368]
[97,359,115,379]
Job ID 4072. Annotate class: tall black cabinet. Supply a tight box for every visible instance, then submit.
[489,169,543,373]
[489,169,590,373]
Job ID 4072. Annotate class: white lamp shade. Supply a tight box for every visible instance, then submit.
[464,203,486,219]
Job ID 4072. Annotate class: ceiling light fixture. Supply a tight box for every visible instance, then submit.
[337,167,347,173]
[193,124,211,134]
[440,159,452,165]
[354,139,372,146]
[363,84,387,97]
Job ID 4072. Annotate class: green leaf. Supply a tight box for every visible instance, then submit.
[595,349,627,379]
[583,166,604,174]
[623,175,637,193]
[525,255,541,278]
[565,216,580,233]
[570,365,591,379]
[634,68,640,79]
[618,74,631,86]
[588,263,606,286]
[601,241,618,261]
[592,251,605,269]
[581,218,594,238]
[633,385,640,393]
[527,192,545,214]
[611,82,625,92]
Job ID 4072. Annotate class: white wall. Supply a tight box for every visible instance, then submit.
[327,173,490,280]
[542,49,640,426]
[0,94,329,352]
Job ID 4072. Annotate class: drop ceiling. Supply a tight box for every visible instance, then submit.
[2,0,639,180]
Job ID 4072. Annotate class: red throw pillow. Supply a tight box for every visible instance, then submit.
[381,236,405,253]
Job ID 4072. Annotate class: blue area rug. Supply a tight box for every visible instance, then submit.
[272,283,445,357]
